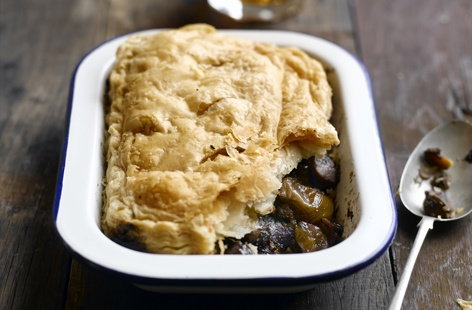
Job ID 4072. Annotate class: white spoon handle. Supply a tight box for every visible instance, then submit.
[389,216,435,310]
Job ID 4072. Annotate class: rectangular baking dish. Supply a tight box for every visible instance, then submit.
[54,29,396,293]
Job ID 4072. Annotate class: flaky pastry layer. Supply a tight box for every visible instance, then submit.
[102,24,339,254]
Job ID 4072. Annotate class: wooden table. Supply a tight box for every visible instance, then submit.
[1,0,471,309]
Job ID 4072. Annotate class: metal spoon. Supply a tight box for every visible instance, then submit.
[389,120,472,310]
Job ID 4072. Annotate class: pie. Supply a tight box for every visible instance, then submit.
[102,24,339,254]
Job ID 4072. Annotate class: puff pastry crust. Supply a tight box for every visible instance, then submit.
[102,24,339,254]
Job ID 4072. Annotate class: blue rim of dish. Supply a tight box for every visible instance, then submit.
[52,29,398,286]
[61,225,396,287]
[52,40,103,221]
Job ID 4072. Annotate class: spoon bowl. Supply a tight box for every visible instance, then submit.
[389,120,472,310]
[399,120,472,221]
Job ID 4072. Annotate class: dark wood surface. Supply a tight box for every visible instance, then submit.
[1,0,470,309]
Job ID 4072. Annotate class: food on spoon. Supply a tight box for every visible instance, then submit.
[423,191,453,219]
[423,148,453,169]
[418,147,459,218]
[464,149,472,163]
[430,173,451,191]
[102,24,341,254]
[416,148,452,182]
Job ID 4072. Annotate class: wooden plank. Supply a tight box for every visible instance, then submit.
[353,0,472,308]
[0,0,109,308]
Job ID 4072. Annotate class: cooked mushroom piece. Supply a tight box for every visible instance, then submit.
[289,159,311,186]
[316,218,344,246]
[224,239,255,255]
[294,221,328,252]
[423,191,453,219]
[244,216,297,254]
[278,177,334,224]
[274,202,296,222]
[308,155,338,190]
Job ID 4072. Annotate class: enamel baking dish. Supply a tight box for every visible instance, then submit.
[54,29,396,293]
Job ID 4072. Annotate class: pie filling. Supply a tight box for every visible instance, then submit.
[221,154,343,254]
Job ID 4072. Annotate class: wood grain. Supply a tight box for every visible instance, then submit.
[0,0,108,308]
[1,0,470,309]
[354,0,472,308]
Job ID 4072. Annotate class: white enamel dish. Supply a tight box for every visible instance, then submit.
[54,29,396,293]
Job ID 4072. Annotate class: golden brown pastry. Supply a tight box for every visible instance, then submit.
[102,24,339,254]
